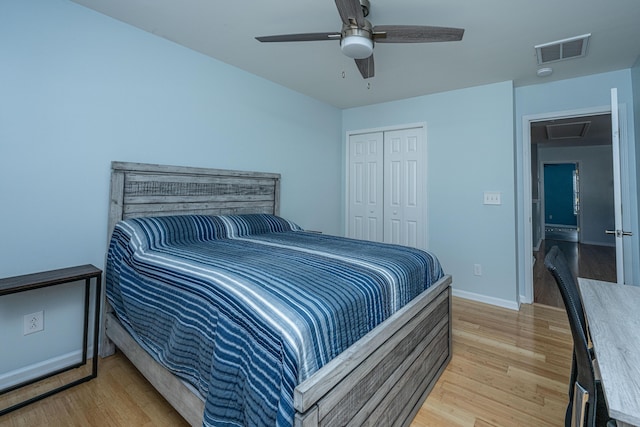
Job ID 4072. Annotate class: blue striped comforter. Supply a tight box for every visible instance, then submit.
[106,214,443,427]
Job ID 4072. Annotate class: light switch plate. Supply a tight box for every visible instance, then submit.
[483,191,502,205]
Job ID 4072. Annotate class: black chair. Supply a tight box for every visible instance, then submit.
[544,246,613,427]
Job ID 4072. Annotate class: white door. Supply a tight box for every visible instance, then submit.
[348,132,384,242]
[608,88,632,284]
[383,128,426,249]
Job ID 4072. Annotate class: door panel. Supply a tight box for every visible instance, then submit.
[348,132,384,242]
[543,163,578,227]
[609,88,628,284]
[383,128,426,249]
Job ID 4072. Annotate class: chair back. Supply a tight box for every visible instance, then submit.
[543,246,587,334]
[544,246,597,427]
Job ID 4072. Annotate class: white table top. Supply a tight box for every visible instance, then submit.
[578,278,640,427]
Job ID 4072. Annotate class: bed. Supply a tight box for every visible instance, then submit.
[100,161,452,427]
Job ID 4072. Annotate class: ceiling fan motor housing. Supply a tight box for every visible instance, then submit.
[341,22,373,59]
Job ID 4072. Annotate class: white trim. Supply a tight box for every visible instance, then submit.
[346,121,427,136]
[522,113,534,305]
[452,288,519,311]
[581,239,615,248]
[0,347,91,390]
[533,237,543,252]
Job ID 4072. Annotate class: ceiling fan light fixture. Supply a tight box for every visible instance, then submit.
[341,35,373,59]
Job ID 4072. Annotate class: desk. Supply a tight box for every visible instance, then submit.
[0,265,102,415]
[578,278,640,427]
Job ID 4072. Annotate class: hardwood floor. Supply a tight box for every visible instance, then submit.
[412,298,571,426]
[0,297,572,427]
[533,239,616,308]
[0,354,190,427]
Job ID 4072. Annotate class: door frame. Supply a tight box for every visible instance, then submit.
[345,122,428,249]
[520,104,628,304]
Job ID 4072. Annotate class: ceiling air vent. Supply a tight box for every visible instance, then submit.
[546,121,591,140]
[535,34,591,65]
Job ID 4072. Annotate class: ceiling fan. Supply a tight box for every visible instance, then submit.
[255,0,464,79]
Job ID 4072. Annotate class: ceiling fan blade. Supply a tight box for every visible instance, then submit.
[355,55,374,79]
[256,32,341,43]
[373,25,464,43]
[335,0,365,27]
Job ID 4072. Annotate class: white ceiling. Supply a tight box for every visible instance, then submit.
[71,0,640,109]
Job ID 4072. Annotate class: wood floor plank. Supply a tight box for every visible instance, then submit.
[0,297,571,427]
[436,378,556,426]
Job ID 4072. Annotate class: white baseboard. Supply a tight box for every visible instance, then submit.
[580,239,615,247]
[0,346,92,390]
[520,294,533,305]
[533,238,542,252]
[452,288,519,311]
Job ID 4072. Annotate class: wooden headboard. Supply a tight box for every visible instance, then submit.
[107,161,281,241]
[101,161,281,356]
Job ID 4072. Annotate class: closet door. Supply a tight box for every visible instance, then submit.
[347,132,384,242]
[383,128,425,249]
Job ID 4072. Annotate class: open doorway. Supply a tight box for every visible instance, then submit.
[530,113,617,307]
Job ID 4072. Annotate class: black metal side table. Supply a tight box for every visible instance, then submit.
[0,264,102,415]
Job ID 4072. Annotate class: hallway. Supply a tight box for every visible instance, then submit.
[533,239,616,308]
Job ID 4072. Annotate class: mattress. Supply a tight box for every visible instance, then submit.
[106,214,444,427]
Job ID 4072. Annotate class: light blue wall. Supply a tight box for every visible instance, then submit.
[0,0,343,277]
[342,81,518,306]
[515,70,638,294]
[0,0,342,376]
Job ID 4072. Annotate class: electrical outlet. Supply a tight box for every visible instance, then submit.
[23,311,44,335]
[474,264,482,276]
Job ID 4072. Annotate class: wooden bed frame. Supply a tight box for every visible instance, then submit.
[101,161,452,427]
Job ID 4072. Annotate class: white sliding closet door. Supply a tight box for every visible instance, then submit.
[384,128,425,248]
[347,126,426,249]
[348,132,384,242]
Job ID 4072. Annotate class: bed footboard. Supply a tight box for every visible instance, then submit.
[105,275,451,427]
[294,274,452,427]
